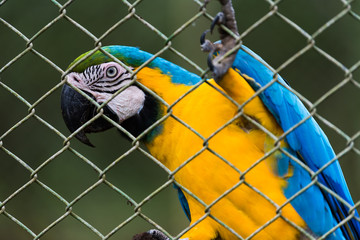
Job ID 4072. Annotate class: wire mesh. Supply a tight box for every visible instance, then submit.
[1,0,360,239]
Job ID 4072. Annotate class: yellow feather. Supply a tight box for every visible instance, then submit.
[136,67,306,239]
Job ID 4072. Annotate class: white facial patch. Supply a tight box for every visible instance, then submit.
[95,83,145,123]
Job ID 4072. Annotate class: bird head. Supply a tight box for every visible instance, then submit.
[61,46,201,147]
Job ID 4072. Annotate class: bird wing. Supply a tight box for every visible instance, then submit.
[228,45,360,239]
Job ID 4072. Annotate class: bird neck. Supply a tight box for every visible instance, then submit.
[121,67,194,144]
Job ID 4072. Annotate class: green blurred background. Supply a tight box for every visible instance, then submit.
[0,0,359,239]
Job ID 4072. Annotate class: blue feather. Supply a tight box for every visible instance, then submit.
[232,45,360,239]
[173,184,191,221]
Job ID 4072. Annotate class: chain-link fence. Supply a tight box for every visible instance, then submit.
[1,0,360,239]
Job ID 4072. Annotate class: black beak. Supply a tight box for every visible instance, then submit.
[60,84,119,147]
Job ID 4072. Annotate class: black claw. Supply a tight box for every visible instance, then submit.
[210,12,225,33]
[201,29,217,53]
[200,29,210,45]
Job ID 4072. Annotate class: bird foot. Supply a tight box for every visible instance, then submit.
[132,230,169,240]
[132,229,189,240]
[200,0,240,82]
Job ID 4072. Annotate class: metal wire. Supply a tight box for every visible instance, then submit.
[1,0,359,239]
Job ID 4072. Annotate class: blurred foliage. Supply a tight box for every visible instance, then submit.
[0,0,360,239]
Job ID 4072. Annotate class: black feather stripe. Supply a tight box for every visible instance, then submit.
[120,92,161,142]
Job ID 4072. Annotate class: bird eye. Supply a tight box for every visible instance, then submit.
[106,66,118,78]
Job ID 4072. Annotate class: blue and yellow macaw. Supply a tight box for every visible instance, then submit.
[60,2,360,239]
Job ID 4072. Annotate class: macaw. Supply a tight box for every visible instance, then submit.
[60,3,360,240]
